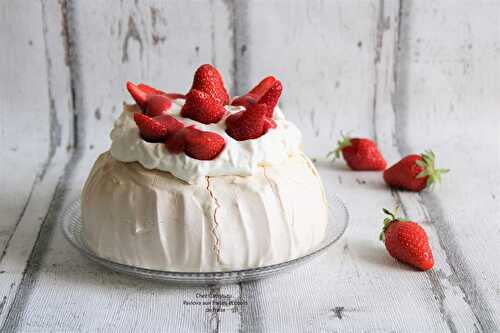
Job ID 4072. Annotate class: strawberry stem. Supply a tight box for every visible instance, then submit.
[379,207,407,241]
[415,150,450,189]
[326,133,352,161]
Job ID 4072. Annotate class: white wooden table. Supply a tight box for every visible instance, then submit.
[1,1,499,332]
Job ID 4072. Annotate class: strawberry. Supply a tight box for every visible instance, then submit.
[127,82,172,116]
[164,129,187,154]
[137,83,162,95]
[183,126,225,160]
[127,82,148,108]
[153,114,184,134]
[383,150,449,191]
[138,83,185,100]
[327,135,386,171]
[258,80,282,116]
[225,103,270,141]
[144,95,172,117]
[248,76,277,98]
[181,89,226,124]
[133,112,168,142]
[230,94,258,110]
[231,77,282,117]
[191,64,229,105]
[380,208,434,271]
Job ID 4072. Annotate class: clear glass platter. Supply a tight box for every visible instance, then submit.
[61,195,349,285]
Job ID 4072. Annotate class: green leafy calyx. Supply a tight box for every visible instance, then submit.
[415,150,450,188]
[326,133,352,160]
[379,207,408,241]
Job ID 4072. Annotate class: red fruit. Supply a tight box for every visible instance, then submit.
[380,208,434,271]
[153,114,184,134]
[263,117,277,131]
[183,126,225,160]
[248,76,277,98]
[138,83,186,100]
[258,80,282,116]
[328,135,386,171]
[137,83,162,95]
[383,150,449,191]
[225,103,270,141]
[133,112,168,142]
[191,64,229,105]
[181,89,226,124]
[230,94,258,110]
[127,82,148,108]
[165,128,187,154]
[127,82,173,115]
[144,95,172,117]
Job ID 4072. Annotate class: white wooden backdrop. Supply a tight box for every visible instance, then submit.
[1,0,499,332]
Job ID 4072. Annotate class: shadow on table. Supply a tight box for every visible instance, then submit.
[350,239,415,272]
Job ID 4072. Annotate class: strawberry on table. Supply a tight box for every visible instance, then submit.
[190,64,230,105]
[327,134,386,171]
[181,89,227,124]
[383,150,449,191]
[380,208,434,271]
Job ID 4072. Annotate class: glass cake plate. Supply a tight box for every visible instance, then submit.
[61,194,349,285]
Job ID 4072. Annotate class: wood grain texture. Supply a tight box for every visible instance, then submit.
[0,0,499,332]
[0,0,73,327]
[394,1,500,330]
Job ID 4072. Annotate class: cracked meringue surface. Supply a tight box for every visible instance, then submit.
[81,151,328,272]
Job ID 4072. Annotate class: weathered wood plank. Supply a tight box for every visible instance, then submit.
[235,0,380,158]
[393,1,500,330]
[0,0,73,326]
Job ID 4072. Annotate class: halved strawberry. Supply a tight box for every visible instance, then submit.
[127,82,173,116]
[248,76,277,98]
[144,95,172,117]
[230,94,258,110]
[127,82,148,108]
[225,103,270,141]
[191,64,229,105]
[133,112,168,142]
[153,114,184,134]
[183,126,226,160]
[138,83,186,100]
[258,80,282,116]
[181,89,226,124]
[165,128,187,154]
[231,76,282,117]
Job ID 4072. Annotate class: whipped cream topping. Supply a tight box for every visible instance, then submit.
[110,100,302,184]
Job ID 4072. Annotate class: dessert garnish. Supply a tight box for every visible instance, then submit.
[127,82,172,116]
[380,208,434,271]
[190,64,230,105]
[127,64,284,160]
[225,103,275,141]
[383,150,449,191]
[181,89,226,124]
[133,112,183,143]
[327,134,387,171]
[231,76,282,117]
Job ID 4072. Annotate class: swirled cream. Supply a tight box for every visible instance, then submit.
[110,100,302,184]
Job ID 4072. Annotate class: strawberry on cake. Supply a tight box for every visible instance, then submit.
[81,65,329,272]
